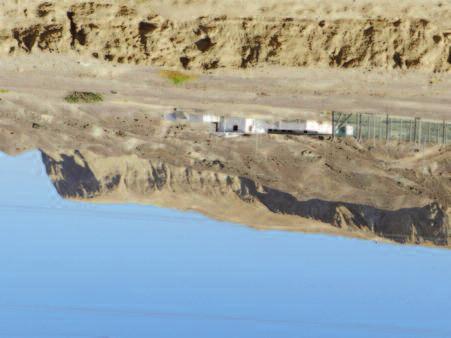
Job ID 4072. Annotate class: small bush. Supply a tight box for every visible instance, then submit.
[0,89,10,94]
[160,70,195,85]
[65,91,103,104]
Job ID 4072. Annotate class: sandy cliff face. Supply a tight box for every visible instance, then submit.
[41,149,450,246]
[1,1,450,72]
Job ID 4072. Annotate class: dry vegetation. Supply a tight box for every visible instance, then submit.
[160,70,196,85]
[64,91,103,104]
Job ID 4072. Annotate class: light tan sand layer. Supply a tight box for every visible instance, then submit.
[1,1,450,72]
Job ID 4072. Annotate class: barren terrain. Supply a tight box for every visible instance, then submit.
[0,0,450,118]
[0,1,450,247]
[0,54,450,120]
[0,101,449,246]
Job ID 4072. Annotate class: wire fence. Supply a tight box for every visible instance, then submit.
[333,112,451,145]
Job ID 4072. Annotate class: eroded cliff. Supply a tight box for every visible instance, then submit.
[41,149,450,246]
[1,1,450,72]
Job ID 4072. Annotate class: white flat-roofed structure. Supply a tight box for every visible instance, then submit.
[165,111,334,136]
[218,117,252,133]
[218,117,268,134]
[271,120,333,135]
[275,120,304,132]
[301,120,333,134]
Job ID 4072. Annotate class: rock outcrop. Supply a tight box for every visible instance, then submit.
[1,1,450,72]
[41,149,450,246]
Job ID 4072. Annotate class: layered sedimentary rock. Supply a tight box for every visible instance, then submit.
[41,149,450,246]
[0,1,450,72]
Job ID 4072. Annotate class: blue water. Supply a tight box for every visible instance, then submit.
[0,151,450,338]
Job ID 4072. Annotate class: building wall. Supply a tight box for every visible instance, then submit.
[244,119,254,133]
[219,117,247,132]
[305,121,333,134]
[218,117,266,133]
[202,115,220,123]
[276,121,303,131]
[319,122,333,135]
[254,120,274,134]
[274,120,332,134]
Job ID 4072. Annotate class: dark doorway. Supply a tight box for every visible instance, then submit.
[233,125,239,132]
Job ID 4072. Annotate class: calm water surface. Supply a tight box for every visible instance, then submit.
[0,151,450,338]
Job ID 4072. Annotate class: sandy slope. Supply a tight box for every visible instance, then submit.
[0,99,449,246]
[0,54,450,121]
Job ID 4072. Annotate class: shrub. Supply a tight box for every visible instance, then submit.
[160,70,195,85]
[64,91,103,103]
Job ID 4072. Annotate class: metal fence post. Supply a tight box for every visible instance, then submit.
[373,116,376,145]
[446,122,449,145]
[436,123,440,144]
[358,113,362,141]
[409,119,413,142]
[385,114,390,142]
[332,111,335,140]
[418,119,422,145]
[413,118,418,144]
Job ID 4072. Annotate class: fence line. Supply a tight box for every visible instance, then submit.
[332,112,450,145]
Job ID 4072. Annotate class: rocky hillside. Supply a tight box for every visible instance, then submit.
[1,1,450,72]
[41,149,450,246]
[0,95,449,247]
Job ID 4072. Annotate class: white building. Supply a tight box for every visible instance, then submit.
[300,120,333,135]
[254,120,276,134]
[274,120,304,132]
[272,120,333,135]
[165,111,335,137]
[218,117,269,134]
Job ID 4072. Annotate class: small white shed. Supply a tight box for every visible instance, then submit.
[218,117,265,134]
[300,120,333,135]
